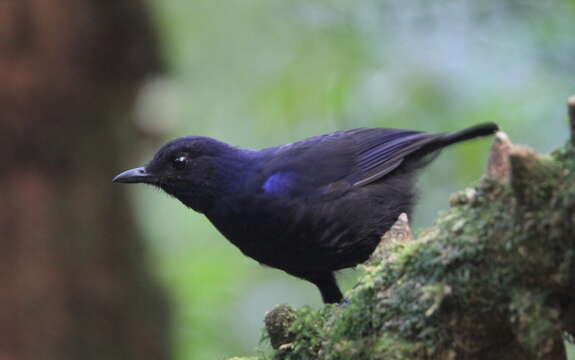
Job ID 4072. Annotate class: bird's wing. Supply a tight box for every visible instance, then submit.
[257,128,439,200]
[343,128,438,186]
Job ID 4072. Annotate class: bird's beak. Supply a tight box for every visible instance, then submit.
[112,167,155,184]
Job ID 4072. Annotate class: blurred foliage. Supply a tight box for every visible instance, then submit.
[129,0,575,359]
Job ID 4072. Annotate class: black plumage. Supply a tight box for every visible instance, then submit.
[113,123,498,303]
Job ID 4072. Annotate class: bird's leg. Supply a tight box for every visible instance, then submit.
[286,269,343,303]
[306,272,343,304]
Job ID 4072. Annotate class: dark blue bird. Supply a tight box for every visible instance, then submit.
[113,123,497,303]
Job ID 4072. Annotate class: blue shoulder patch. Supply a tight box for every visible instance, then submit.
[262,171,293,195]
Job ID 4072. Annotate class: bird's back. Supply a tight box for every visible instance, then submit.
[206,127,434,273]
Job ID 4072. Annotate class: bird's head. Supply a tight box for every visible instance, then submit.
[113,136,240,213]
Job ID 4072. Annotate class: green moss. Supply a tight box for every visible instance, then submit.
[240,142,575,359]
[280,306,332,359]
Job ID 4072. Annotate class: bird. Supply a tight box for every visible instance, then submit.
[113,123,498,303]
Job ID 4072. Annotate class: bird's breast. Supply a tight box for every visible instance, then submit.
[205,195,385,272]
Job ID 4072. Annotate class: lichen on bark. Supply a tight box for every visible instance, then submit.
[231,96,575,360]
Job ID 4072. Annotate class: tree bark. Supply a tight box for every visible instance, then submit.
[0,1,170,359]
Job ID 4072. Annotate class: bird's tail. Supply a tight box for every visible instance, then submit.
[439,122,499,147]
[422,122,499,154]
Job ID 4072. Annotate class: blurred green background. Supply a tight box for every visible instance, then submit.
[130,1,575,359]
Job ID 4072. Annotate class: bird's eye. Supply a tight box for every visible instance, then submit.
[172,156,188,170]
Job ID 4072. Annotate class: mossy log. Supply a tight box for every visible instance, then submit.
[233,96,575,360]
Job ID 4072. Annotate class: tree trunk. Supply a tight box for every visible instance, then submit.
[0,1,170,359]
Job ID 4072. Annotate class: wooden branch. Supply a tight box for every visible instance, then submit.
[568,95,575,144]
